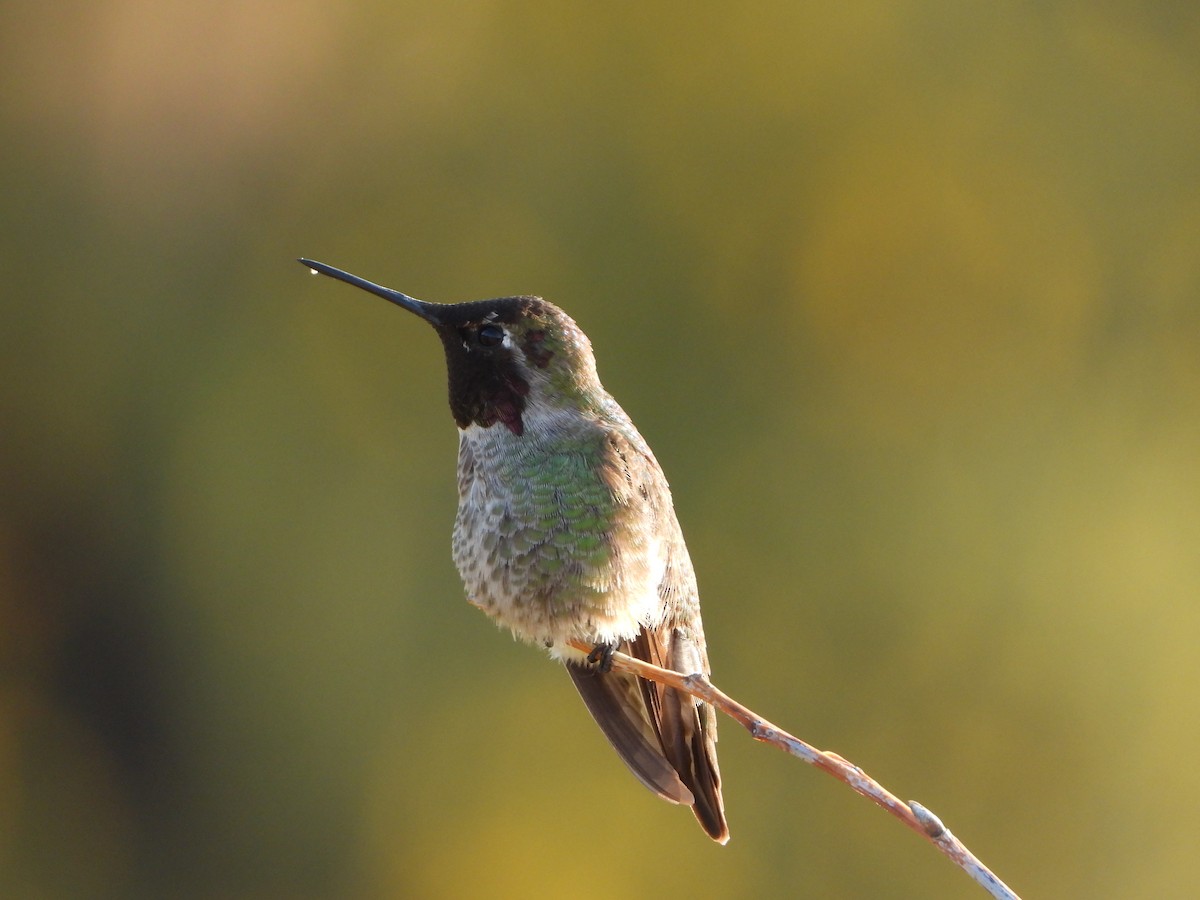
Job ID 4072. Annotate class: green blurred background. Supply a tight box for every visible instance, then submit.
[3,2,1198,897]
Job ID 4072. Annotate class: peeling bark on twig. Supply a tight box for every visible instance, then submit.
[568,640,1021,900]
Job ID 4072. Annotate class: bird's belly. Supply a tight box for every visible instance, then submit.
[451,449,666,648]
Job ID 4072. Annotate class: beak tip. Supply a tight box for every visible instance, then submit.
[298,258,330,277]
[295,257,438,324]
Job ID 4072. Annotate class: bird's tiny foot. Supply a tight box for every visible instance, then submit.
[586,642,616,673]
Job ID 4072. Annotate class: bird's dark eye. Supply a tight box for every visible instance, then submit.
[477,324,505,347]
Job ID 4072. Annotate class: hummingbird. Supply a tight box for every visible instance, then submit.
[299,258,728,843]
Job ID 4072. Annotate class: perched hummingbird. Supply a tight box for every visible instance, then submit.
[300,258,728,843]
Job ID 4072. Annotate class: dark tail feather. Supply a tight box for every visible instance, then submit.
[567,632,729,844]
[660,678,728,843]
[643,632,728,844]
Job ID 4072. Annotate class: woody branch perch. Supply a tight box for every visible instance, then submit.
[568,640,1021,900]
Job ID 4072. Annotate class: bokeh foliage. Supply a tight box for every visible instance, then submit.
[2,2,1198,897]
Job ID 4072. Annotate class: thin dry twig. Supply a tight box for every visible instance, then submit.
[568,640,1021,900]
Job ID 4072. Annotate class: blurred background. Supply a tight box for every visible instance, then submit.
[2,2,1198,897]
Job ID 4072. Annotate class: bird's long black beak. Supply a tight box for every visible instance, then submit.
[298,258,443,325]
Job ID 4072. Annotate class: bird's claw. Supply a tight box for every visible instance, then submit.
[587,642,616,673]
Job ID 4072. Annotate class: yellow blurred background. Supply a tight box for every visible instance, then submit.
[2,3,1198,897]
